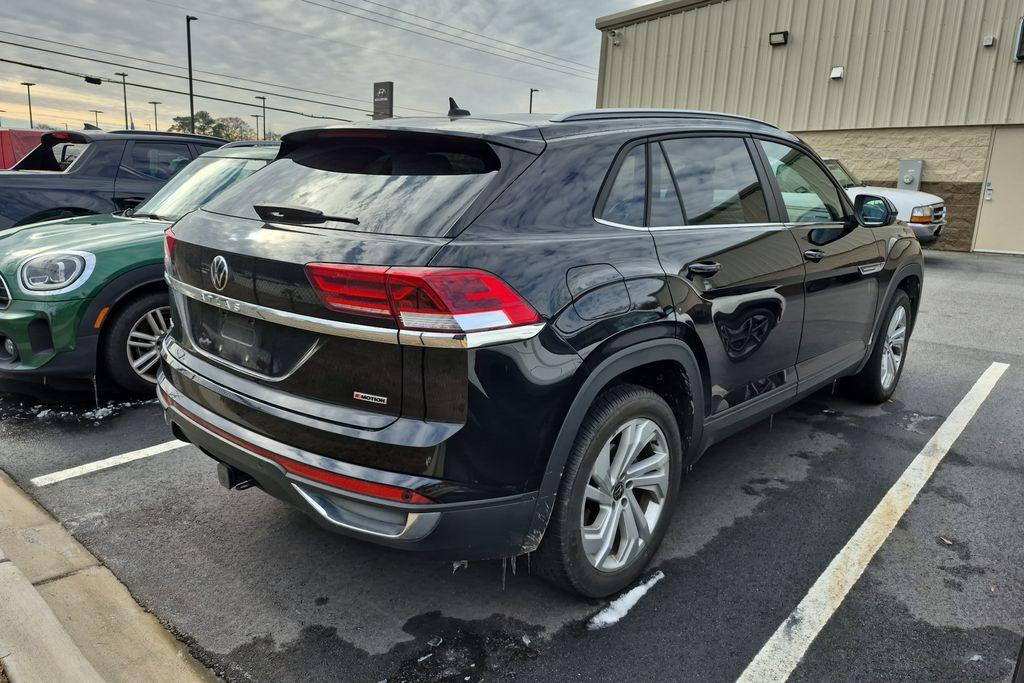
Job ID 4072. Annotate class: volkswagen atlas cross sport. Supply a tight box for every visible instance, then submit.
[158,109,923,597]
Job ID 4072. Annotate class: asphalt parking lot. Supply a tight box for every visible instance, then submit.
[1,249,1022,682]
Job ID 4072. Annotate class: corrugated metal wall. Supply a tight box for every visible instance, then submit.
[597,0,1024,130]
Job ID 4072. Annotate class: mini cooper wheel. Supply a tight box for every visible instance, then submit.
[101,290,171,394]
[536,384,682,597]
[845,289,912,403]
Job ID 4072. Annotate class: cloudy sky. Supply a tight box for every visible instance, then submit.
[0,0,646,135]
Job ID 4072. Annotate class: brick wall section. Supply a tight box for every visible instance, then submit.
[796,126,993,251]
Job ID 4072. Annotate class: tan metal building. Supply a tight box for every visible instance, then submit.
[595,0,1024,253]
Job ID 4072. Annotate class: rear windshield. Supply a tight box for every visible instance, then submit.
[13,141,91,171]
[133,156,270,221]
[203,135,500,237]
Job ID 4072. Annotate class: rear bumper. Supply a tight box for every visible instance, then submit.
[158,374,537,560]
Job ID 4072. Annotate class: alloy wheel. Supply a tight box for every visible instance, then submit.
[880,305,907,391]
[126,306,171,383]
[581,417,671,573]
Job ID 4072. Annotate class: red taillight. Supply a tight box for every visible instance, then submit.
[305,264,541,333]
[164,228,177,264]
[305,264,391,318]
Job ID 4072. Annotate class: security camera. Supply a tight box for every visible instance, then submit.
[609,29,619,37]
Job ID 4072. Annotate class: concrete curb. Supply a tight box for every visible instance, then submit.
[0,470,216,682]
[0,549,103,682]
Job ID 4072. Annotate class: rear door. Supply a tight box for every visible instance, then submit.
[754,139,885,384]
[114,141,194,209]
[649,135,806,416]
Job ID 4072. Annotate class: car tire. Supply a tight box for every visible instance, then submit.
[101,290,171,395]
[535,383,682,598]
[845,289,912,403]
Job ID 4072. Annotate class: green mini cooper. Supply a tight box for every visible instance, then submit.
[0,142,278,393]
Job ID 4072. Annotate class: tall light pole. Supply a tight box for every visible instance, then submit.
[115,72,129,129]
[21,83,35,128]
[186,15,198,133]
[90,110,103,127]
[148,101,161,131]
[529,88,540,114]
[255,96,267,140]
[250,114,261,140]
[0,110,5,127]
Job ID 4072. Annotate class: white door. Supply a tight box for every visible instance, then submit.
[975,126,1024,254]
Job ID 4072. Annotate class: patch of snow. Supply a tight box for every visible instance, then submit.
[587,570,665,630]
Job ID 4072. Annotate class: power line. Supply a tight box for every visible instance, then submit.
[0,57,353,122]
[142,0,569,89]
[351,0,597,71]
[0,39,373,114]
[0,29,440,115]
[302,0,597,80]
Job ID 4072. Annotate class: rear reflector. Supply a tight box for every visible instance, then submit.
[305,264,541,333]
[162,388,433,504]
[164,227,177,264]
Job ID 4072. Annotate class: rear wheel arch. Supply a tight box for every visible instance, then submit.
[522,336,706,552]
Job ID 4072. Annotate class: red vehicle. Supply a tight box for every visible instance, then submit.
[0,129,43,169]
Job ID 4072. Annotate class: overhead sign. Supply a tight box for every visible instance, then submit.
[373,81,394,120]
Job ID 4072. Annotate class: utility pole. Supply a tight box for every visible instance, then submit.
[115,72,128,128]
[21,83,35,128]
[90,110,103,127]
[529,88,539,113]
[186,15,198,133]
[255,96,267,140]
[148,101,161,131]
[250,114,261,140]
[0,110,5,127]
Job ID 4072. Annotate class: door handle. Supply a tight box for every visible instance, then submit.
[803,249,826,262]
[686,261,722,277]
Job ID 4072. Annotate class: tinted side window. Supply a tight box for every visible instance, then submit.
[122,142,192,181]
[661,137,769,226]
[649,143,685,227]
[760,141,845,223]
[599,145,645,226]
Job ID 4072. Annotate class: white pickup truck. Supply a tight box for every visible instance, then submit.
[824,158,945,245]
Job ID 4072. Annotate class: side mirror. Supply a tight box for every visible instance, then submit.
[853,194,896,227]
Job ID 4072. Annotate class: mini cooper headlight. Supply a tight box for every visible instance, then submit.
[20,251,95,293]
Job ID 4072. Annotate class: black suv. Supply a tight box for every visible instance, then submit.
[159,110,923,597]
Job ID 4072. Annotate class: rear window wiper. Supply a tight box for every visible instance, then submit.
[254,203,359,225]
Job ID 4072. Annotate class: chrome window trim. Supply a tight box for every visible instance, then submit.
[596,217,789,232]
[167,275,545,349]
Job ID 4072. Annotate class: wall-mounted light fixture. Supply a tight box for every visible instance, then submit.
[830,66,845,80]
[609,29,622,46]
[768,31,789,46]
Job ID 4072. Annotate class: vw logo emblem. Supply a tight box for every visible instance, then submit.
[210,255,231,292]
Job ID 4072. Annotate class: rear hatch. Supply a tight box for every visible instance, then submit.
[166,127,541,429]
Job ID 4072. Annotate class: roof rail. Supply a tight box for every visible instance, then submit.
[550,108,777,128]
[106,129,229,141]
[220,140,278,148]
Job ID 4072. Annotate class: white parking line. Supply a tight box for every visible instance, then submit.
[738,361,1010,682]
[30,440,190,487]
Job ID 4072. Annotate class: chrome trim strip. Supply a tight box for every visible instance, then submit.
[595,217,789,233]
[167,276,545,349]
[858,262,885,276]
[292,484,440,540]
[170,276,399,344]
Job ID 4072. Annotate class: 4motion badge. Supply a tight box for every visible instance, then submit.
[353,391,388,405]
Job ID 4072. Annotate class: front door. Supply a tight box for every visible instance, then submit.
[649,135,806,415]
[756,139,886,385]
